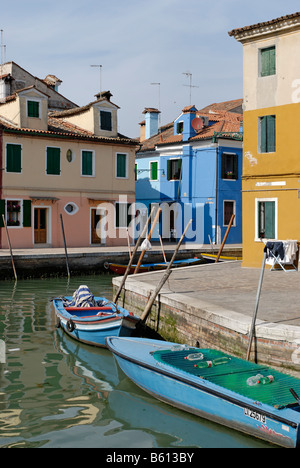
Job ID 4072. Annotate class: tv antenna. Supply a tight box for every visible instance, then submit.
[150,82,161,125]
[0,30,4,77]
[182,72,199,105]
[90,64,102,95]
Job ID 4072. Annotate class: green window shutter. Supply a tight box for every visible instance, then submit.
[258,201,275,239]
[100,111,112,131]
[6,144,22,173]
[269,47,276,75]
[261,115,276,153]
[115,202,120,228]
[264,201,275,239]
[178,159,182,179]
[261,46,276,77]
[82,151,93,175]
[266,115,276,152]
[117,153,127,177]
[260,117,267,153]
[23,200,32,227]
[0,200,5,228]
[47,147,60,175]
[28,100,39,118]
[233,154,238,179]
[167,160,171,180]
[150,161,158,180]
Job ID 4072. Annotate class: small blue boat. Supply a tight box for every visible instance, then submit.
[53,286,139,348]
[106,337,300,448]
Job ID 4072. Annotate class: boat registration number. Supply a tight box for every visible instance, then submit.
[244,407,266,424]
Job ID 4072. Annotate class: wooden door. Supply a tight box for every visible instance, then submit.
[34,208,47,244]
[91,209,101,244]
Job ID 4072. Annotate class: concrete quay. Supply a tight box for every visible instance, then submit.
[113,260,300,375]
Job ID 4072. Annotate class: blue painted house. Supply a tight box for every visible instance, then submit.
[135,101,243,245]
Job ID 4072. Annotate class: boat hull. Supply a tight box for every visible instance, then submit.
[106,337,300,448]
[106,258,203,275]
[53,298,139,348]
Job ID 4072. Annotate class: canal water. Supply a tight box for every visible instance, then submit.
[0,274,274,449]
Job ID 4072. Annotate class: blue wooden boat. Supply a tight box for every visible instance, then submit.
[106,337,300,448]
[53,295,139,348]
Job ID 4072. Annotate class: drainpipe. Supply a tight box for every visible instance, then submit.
[0,125,3,248]
[215,144,219,244]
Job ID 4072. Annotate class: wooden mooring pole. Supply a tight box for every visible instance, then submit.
[2,214,17,281]
[215,214,235,262]
[60,214,70,278]
[114,206,156,304]
[134,208,161,274]
[140,219,192,323]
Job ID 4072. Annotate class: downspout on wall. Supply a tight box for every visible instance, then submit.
[0,125,3,248]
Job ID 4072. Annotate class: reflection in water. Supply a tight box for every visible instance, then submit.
[0,276,273,448]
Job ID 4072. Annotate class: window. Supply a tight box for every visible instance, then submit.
[81,150,94,176]
[116,153,128,178]
[176,121,183,134]
[115,202,131,228]
[46,147,61,175]
[224,201,235,226]
[259,115,276,153]
[257,200,276,239]
[221,153,238,180]
[64,202,79,215]
[27,100,40,118]
[167,158,182,180]
[6,200,21,227]
[100,110,112,131]
[6,143,22,173]
[0,199,31,228]
[150,161,158,180]
[260,46,276,77]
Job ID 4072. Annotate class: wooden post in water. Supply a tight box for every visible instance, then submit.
[2,214,17,281]
[134,208,161,274]
[140,219,192,323]
[159,234,167,263]
[246,251,267,361]
[215,214,235,262]
[126,229,132,261]
[60,214,70,278]
[113,206,156,304]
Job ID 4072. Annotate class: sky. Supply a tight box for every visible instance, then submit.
[1,0,300,137]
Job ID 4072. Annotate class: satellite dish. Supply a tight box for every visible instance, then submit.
[191,117,203,131]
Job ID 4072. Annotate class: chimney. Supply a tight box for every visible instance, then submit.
[142,107,160,139]
[95,90,112,101]
[139,120,146,142]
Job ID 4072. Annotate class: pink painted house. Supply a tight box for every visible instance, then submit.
[0,63,138,249]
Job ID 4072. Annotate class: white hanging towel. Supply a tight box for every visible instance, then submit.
[141,239,152,251]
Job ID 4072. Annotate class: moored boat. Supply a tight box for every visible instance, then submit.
[106,336,300,448]
[52,286,139,348]
[201,253,242,263]
[105,257,203,275]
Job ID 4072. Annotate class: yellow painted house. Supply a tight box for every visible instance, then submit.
[229,12,300,267]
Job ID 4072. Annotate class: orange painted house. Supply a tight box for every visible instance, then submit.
[0,63,138,249]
